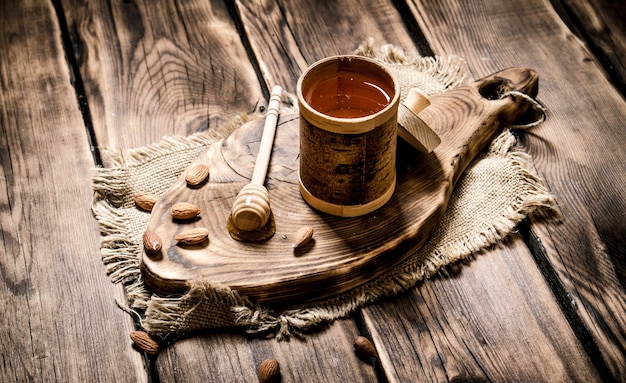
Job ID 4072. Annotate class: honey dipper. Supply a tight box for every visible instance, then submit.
[229,85,283,232]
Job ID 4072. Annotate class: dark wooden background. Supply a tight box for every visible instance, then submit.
[1,0,624,381]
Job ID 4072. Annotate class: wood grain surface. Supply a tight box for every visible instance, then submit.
[235,0,419,92]
[156,319,377,382]
[403,0,626,379]
[0,1,146,381]
[141,68,540,305]
[559,0,626,93]
[2,0,625,381]
[365,236,600,382]
[60,0,263,151]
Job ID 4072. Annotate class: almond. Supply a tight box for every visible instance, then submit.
[171,202,200,220]
[291,226,314,248]
[175,227,209,245]
[258,358,280,383]
[185,163,210,186]
[354,335,377,361]
[129,330,159,356]
[133,192,158,211]
[143,230,162,255]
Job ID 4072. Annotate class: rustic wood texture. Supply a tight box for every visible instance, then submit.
[0,1,146,381]
[560,0,626,93]
[403,0,626,379]
[60,0,263,150]
[141,68,540,305]
[156,320,377,382]
[365,237,601,382]
[3,0,625,381]
[235,0,419,92]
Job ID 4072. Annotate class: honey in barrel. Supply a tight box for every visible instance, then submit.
[305,71,392,118]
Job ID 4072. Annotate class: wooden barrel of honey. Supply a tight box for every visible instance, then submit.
[297,55,400,217]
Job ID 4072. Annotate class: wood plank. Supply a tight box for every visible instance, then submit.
[560,0,626,93]
[60,0,263,150]
[237,0,600,381]
[156,320,377,382]
[0,1,146,381]
[405,0,626,379]
[363,237,600,382]
[235,0,418,92]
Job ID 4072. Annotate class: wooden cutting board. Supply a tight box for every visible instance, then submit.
[141,67,539,306]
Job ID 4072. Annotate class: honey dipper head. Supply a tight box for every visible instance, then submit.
[230,183,271,231]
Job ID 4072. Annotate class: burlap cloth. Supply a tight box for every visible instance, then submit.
[92,40,556,340]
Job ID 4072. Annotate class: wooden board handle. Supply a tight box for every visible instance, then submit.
[421,67,539,188]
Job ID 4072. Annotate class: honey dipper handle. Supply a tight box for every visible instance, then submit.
[251,85,283,185]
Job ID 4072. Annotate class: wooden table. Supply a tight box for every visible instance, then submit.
[2,0,624,381]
